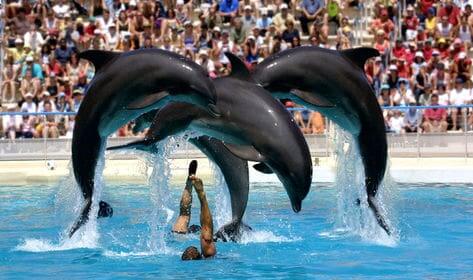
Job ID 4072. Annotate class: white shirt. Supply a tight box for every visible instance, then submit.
[390,115,404,133]
[449,88,470,105]
[24,31,45,52]
[438,92,450,105]
[53,4,70,17]
[20,101,37,113]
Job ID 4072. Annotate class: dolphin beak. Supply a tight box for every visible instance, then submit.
[291,199,302,213]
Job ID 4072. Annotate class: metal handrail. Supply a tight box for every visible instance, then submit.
[2,105,473,116]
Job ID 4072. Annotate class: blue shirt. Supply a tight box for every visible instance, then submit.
[256,17,272,30]
[21,63,44,80]
[301,0,325,15]
[219,0,238,13]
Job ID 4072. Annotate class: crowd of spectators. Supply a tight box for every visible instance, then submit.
[0,0,472,139]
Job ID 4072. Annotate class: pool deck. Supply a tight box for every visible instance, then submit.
[1,157,472,186]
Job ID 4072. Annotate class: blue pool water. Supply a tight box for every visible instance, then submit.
[1,181,473,279]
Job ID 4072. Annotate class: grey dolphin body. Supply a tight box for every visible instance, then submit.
[252,46,390,234]
[127,114,251,241]
[109,53,313,236]
[69,49,218,237]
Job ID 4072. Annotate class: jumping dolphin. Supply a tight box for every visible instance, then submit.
[252,46,390,234]
[108,52,313,236]
[69,49,218,237]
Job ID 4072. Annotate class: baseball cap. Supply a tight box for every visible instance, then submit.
[389,64,398,71]
[280,3,288,9]
[415,51,424,58]
[26,56,34,62]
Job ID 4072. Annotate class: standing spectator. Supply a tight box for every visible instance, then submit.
[299,0,325,35]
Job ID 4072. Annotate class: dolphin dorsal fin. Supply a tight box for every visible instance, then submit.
[224,52,253,81]
[78,50,120,72]
[340,48,380,70]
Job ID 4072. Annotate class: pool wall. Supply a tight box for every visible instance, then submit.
[1,157,473,186]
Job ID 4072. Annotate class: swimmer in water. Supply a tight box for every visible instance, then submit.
[181,161,216,260]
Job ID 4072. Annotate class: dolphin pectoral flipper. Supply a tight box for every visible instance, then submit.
[340,48,380,69]
[253,163,274,174]
[222,143,265,162]
[78,50,121,71]
[291,90,335,108]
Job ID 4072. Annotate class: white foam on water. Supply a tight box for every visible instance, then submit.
[18,156,108,252]
[239,230,302,244]
[103,247,180,258]
[210,162,232,229]
[329,126,399,247]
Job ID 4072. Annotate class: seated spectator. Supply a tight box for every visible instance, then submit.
[230,18,247,45]
[449,78,469,130]
[389,110,405,133]
[219,0,239,23]
[2,60,17,103]
[37,102,59,138]
[20,93,37,113]
[438,0,461,27]
[307,112,325,134]
[419,84,433,105]
[452,52,471,83]
[373,30,390,60]
[403,5,419,41]
[403,104,423,133]
[281,20,300,44]
[241,5,256,32]
[2,104,21,139]
[393,80,415,106]
[378,84,393,106]
[422,94,448,133]
[21,56,44,81]
[55,39,74,64]
[370,9,395,38]
[256,8,272,31]
[299,0,325,35]
[19,113,37,138]
[273,4,295,32]
[436,83,450,105]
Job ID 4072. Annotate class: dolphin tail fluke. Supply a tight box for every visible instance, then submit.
[69,198,92,237]
[215,220,252,242]
[367,196,391,235]
[106,139,155,152]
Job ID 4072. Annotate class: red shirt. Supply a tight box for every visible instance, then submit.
[425,107,447,121]
[438,5,461,26]
[404,15,419,30]
[392,46,406,59]
[405,50,416,65]
[420,0,434,15]
[423,46,433,61]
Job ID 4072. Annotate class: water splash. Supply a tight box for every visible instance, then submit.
[142,136,186,255]
[239,230,302,244]
[17,156,107,252]
[328,126,399,246]
[210,162,232,229]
